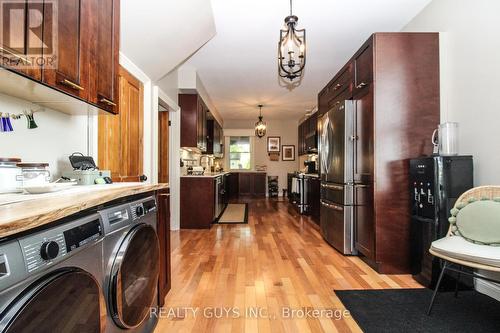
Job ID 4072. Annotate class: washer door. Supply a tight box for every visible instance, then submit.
[109,224,160,329]
[0,268,105,333]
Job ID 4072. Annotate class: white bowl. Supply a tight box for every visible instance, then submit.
[23,182,77,194]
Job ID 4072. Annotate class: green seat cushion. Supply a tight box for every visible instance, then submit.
[455,200,500,245]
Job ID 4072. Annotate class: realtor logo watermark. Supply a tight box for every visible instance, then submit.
[0,0,57,69]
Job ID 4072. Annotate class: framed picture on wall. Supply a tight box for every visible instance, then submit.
[282,145,295,161]
[267,136,281,152]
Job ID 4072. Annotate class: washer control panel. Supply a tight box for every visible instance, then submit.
[18,214,102,273]
[20,234,67,273]
[130,203,145,221]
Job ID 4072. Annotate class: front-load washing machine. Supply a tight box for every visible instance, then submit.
[100,195,160,333]
[0,212,105,333]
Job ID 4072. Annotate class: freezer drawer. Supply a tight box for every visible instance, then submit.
[320,200,356,255]
[321,183,353,205]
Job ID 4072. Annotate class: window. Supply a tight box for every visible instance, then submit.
[229,136,251,170]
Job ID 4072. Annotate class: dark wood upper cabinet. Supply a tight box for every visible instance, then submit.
[42,0,89,100]
[0,0,120,115]
[0,0,44,80]
[90,0,120,114]
[353,40,373,96]
[179,93,208,151]
[298,112,319,156]
[205,119,223,157]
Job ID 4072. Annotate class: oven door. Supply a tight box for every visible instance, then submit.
[109,223,160,329]
[0,268,105,333]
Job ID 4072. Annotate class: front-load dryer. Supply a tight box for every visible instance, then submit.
[100,196,160,333]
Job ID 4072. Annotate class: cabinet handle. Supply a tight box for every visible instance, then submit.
[99,97,117,107]
[356,82,368,89]
[333,83,343,91]
[0,46,32,65]
[320,200,344,211]
[350,135,359,141]
[60,79,84,91]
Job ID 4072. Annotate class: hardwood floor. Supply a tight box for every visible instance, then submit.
[156,199,421,333]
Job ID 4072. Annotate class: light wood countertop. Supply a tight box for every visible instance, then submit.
[0,183,168,239]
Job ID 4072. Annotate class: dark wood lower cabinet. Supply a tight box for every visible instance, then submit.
[236,172,267,198]
[180,177,215,229]
[157,191,171,306]
[228,173,239,200]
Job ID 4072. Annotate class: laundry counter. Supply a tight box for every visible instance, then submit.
[0,183,169,239]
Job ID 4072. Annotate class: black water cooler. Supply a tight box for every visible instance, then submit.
[410,156,473,289]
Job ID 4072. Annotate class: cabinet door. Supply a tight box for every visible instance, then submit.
[353,41,373,96]
[119,67,144,181]
[228,173,239,199]
[354,87,374,183]
[238,173,252,196]
[179,94,198,148]
[43,0,89,100]
[99,66,144,182]
[253,174,266,197]
[0,0,44,80]
[197,99,204,150]
[91,0,119,113]
[354,186,375,259]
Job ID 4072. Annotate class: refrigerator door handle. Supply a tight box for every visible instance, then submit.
[320,200,344,211]
[321,183,343,191]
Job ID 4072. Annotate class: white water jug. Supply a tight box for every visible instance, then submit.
[432,122,459,156]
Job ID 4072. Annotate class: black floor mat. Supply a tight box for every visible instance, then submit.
[336,288,500,333]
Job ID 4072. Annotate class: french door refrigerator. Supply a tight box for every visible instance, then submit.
[319,99,371,255]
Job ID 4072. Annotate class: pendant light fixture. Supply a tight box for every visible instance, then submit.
[254,104,267,138]
[278,0,306,81]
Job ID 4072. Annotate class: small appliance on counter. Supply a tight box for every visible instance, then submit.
[0,158,23,193]
[410,155,474,289]
[62,153,111,185]
[187,166,204,176]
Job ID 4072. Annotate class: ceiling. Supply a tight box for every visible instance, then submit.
[121,0,216,82]
[184,0,432,121]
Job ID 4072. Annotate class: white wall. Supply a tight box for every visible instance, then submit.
[403,0,500,186]
[0,93,91,178]
[223,119,299,194]
[403,0,500,299]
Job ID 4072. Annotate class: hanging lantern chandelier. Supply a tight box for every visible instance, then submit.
[254,104,267,138]
[278,0,306,81]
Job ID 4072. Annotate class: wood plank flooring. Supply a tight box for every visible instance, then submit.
[155,199,422,333]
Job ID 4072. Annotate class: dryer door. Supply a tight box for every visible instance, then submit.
[0,268,105,333]
[109,224,160,329]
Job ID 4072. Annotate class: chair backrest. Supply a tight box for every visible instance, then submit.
[447,186,500,244]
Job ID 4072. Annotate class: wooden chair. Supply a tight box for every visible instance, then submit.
[428,186,500,315]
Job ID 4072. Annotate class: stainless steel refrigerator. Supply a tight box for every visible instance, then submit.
[319,99,371,255]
